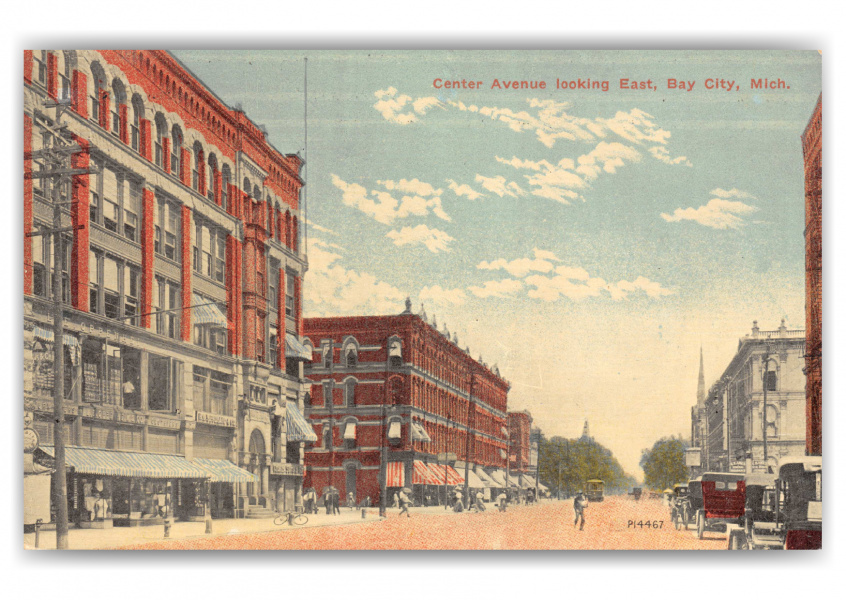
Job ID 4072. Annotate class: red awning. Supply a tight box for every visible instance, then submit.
[412,461,440,485]
[386,462,405,487]
[445,465,465,485]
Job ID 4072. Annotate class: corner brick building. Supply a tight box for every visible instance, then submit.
[24,50,315,528]
[301,302,511,506]
[801,94,821,456]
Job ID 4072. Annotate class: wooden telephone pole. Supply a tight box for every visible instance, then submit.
[26,99,94,548]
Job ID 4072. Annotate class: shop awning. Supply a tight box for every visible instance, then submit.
[412,460,440,485]
[466,469,486,488]
[475,468,496,487]
[488,469,507,487]
[538,483,549,492]
[520,477,533,489]
[343,423,356,440]
[522,474,537,487]
[285,334,312,361]
[39,445,208,479]
[429,464,464,485]
[32,326,80,348]
[387,462,405,487]
[191,294,227,328]
[286,402,318,443]
[410,421,431,443]
[387,420,402,439]
[192,458,257,483]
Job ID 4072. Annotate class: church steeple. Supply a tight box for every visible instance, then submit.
[697,346,706,405]
[581,419,591,440]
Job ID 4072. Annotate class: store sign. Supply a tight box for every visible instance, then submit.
[685,447,702,467]
[270,462,304,476]
[148,416,181,430]
[196,411,236,428]
[115,411,144,425]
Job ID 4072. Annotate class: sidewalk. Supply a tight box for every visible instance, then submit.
[25,507,383,550]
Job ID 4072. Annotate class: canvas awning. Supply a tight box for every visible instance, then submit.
[192,458,257,483]
[285,334,312,360]
[32,325,80,347]
[488,469,507,487]
[475,468,497,487]
[429,464,464,485]
[538,483,549,492]
[410,421,431,443]
[466,469,486,488]
[522,474,537,487]
[191,294,227,328]
[387,420,402,440]
[412,460,440,485]
[39,445,207,479]
[387,462,405,487]
[286,401,318,443]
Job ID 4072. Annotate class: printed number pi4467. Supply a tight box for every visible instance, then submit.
[627,520,663,529]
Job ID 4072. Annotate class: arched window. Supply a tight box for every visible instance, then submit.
[274,203,281,242]
[207,154,218,203]
[344,379,356,407]
[221,164,231,210]
[243,177,251,197]
[389,338,403,368]
[111,78,126,139]
[764,369,778,392]
[285,211,292,249]
[323,343,332,368]
[292,216,299,253]
[253,185,261,202]
[345,346,358,368]
[170,125,183,175]
[154,113,167,168]
[90,62,108,127]
[192,141,204,191]
[60,51,75,101]
[322,423,332,449]
[131,94,144,152]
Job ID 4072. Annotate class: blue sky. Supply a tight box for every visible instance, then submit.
[174,50,820,477]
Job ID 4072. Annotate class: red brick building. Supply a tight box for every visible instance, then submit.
[301,300,511,506]
[802,94,822,456]
[24,50,314,528]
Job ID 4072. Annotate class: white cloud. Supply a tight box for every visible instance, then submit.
[477,248,560,277]
[474,174,527,198]
[661,196,759,230]
[303,218,336,236]
[420,285,467,306]
[575,141,643,180]
[304,239,406,316]
[710,188,755,199]
[650,146,693,167]
[446,179,484,200]
[331,175,451,224]
[373,87,443,125]
[386,224,454,253]
[468,279,524,298]
[309,238,344,251]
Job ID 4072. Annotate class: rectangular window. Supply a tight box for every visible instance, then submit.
[164,202,178,261]
[268,265,278,310]
[192,167,199,191]
[90,191,100,224]
[131,119,140,152]
[34,51,47,85]
[111,110,120,137]
[155,140,163,168]
[102,168,119,233]
[210,372,230,415]
[124,265,139,326]
[59,73,71,102]
[194,366,209,413]
[90,95,99,123]
[166,281,180,339]
[148,355,173,411]
[122,348,141,410]
[103,255,120,320]
[32,228,47,298]
[215,236,225,283]
[88,249,100,315]
[202,224,212,278]
[124,181,140,241]
[193,221,201,274]
[285,272,295,317]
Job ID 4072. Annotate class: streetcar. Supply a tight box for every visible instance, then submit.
[585,479,605,502]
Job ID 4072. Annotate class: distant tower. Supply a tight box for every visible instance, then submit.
[697,346,706,405]
[581,420,591,440]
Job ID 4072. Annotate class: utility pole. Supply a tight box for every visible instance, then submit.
[761,349,777,469]
[25,99,90,549]
[463,374,474,507]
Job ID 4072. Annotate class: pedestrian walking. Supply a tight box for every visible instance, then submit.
[303,488,315,515]
[332,490,341,515]
[392,491,399,508]
[573,491,588,530]
[474,491,486,512]
[347,491,356,511]
[497,492,507,512]
[323,489,332,515]
[398,489,411,518]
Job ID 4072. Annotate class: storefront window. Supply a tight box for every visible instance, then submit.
[149,354,180,411]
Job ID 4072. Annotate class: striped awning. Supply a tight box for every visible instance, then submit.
[426,463,465,486]
[32,326,80,348]
[39,445,207,479]
[192,294,227,328]
[410,421,431,443]
[387,462,405,487]
[286,402,318,443]
[193,458,257,483]
[412,460,440,485]
[285,334,312,360]
[445,465,465,485]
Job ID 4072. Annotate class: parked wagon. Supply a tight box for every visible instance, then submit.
[726,472,780,550]
[776,456,822,550]
[670,483,692,530]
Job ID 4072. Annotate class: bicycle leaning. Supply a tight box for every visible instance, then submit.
[273,511,309,526]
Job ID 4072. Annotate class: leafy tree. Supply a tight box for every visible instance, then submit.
[537,434,636,498]
[639,436,689,492]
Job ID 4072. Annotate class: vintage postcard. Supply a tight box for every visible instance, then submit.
[23,49,821,550]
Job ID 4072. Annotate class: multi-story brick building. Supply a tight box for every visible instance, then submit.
[301,300,511,506]
[507,411,532,473]
[693,321,806,474]
[23,50,315,528]
[802,94,821,456]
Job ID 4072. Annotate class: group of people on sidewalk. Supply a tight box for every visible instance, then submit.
[302,488,372,516]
